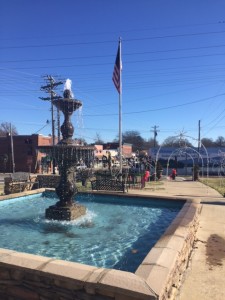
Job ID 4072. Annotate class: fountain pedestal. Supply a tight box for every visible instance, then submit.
[45,147,88,221]
[46,204,86,221]
[41,86,94,221]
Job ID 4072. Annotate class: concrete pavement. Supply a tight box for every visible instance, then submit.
[130,178,225,300]
[177,203,225,300]
[140,178,223,199]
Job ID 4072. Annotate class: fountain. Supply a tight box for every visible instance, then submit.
[39,79,94,221]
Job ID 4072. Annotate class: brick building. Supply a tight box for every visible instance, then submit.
[0,135,133,173]
[103,142,132,158]
[0,134,53,173]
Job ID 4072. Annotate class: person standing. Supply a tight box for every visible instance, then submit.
[170,168,177,180]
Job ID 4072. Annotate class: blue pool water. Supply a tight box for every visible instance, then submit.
[0,193,184,272]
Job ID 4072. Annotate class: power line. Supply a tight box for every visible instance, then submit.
[82,93,225,117]
[2,43,225,64]
[1,87,225,116]
[1,20,223,42]
[2,60,225,83]
[1,29,225,50]
[34,120,50,134]
[1,51,225,71]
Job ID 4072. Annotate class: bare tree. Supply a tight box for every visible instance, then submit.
[201,138,215,147]
[74,138,87,146]
[162,136,193,147]
[144,138,159,149]
[215,136,225,147]
[122,130,145,152]
[94,133,104,144]
[0,122,18,136]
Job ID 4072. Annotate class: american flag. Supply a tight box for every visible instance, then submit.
[112,42,122,94]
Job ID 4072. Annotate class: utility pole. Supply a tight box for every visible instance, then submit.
[57,108,61,142]
[151,125,159,147]
[10,123,15,173]
[198,120,201,163]
[198,120,201,151]
[40,75,63,174]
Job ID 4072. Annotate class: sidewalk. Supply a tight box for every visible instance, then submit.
[177,203,225,300]
[131,179,225,300]
[130,178,223,199]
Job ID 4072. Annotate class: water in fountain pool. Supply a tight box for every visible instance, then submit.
[0,193,184,272]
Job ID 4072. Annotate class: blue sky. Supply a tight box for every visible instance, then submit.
[1,0,225,146]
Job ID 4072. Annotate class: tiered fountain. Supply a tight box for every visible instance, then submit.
[40,80,94,221]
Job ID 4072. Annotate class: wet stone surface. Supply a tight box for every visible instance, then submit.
[206,234,225,268]
[45,204,86,221]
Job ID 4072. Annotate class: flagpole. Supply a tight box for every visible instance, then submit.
[119,37,122,175]
[112,37,122,176]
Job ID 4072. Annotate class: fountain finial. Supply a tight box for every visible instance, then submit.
[63,78,74,98]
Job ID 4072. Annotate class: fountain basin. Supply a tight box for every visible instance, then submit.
[0,189,201,300]
[0,190,185,271]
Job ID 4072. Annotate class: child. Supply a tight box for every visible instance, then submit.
[170,168,177,180]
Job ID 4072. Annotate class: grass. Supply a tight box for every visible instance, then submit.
[200,177,225,197]
[76,181,92,192]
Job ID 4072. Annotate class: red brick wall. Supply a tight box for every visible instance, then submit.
[0,134,52,173]
[102,143,132,157]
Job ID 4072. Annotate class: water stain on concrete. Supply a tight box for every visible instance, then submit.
[206,234,225,268]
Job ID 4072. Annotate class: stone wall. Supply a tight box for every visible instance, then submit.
[0,249,156,300]
[37,174,60,188]
[135,200,201,299]
[4,174,38,195]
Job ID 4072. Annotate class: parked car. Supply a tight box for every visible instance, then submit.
[76,163,87,171]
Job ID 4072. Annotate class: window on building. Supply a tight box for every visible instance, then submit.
[27,146,33,155]
[25,138,32,144]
